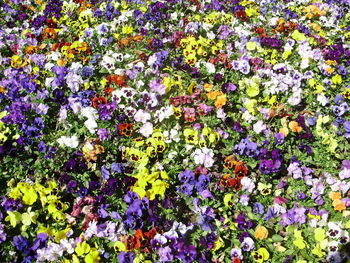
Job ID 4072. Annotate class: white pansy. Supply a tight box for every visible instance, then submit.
[139,122,153,137]
[134,109,151,123]
[317,94,329,106]
[60,238,75,254]
[242,111,256,123]
[80,107,98,133]
[100,55,115,72]
[58,107,68,123]
[155,106,174,123]
[205,62,216,73]
[147,54,157,67]
[68,97,82,114]
[45,77,55,87]
[84,118,98,134]
[69,62,83,73]
[192,147,214,168]
[46,52,61,61]
[65,72,83,93]
[44,63,55,71]
[207,31,215,39]
[217,108,226,119]
[57,135,79,148]
[253,120,266,134]
[153,234,167,244]
[170,12,177,20]
[167,151,177,159]
[339,168,350,180]
[241,177,255,193]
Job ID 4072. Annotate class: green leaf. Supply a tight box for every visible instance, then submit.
[285,249,295,255]
[272,234,284,242]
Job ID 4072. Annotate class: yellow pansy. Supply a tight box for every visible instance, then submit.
[72,254,81,263]
[75,241,91,256]
[148,180,169,200]
[0,111,10,143]
[224,193,234,206]
[212,236,224,251]
[126,148,144,162]
[114,241,127,252]
[252,248,270,262]
[202,127,211,137]
[146,147,157,158]
[185,53,197,65]
[160,171,169,179]
[314,228,326,241]
[21,185,38,205]
[37,225,55,236]
[243,99,257,114]
[293,230,306,249]
[85,248,100,263]
[307,212,321,220]
[173,107,182,118]
[247,41,258,51]
[246,7,260,17]
[332,74,342,85]
[156,141,166,153]
[122,25,133,34]
[8,186,22,200]
[131,186,146,199]
[312,244,325,258]
[199,139,207,148]
[223,217,238,230]
[283,50,292,59]
[11,55,27,68]
[133,178,147,191]
[21,207,37,226]
[247,82,260,97]
[54,228,71,242]
[78,9,93,24]
[163,77,176,90]
[145,171,159,184]
[184,129,198,144]
[197,46,208,56]
[257,183,272,195]
[5,211,22,227]
[291,30,306,41]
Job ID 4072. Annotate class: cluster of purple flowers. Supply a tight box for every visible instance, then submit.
[124,192,151,230]
[287,160,313,179]
[43,0,63,18]
[258,149,284,175]
[322,42,350,64]
[94,2,121,20]
[260,37,284,49]
[143,1,170,23]
[234,137,260,158]
[12,233,48,263]
[236,213,254,230]
[177,170,211,198]
[152,237,198,263]
[279,206,307,226]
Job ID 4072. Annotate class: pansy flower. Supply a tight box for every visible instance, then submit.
[118,123,133,137]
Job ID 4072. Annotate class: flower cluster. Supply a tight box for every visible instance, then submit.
[0,0,350,262]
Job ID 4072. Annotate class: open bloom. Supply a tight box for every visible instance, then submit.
[241,237,255,251]
[57,135,79,148]
[192,147,214,168]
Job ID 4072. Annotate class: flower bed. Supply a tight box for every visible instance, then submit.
[0,0,350,262]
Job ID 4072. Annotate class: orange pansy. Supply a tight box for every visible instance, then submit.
[288,121,302,133]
